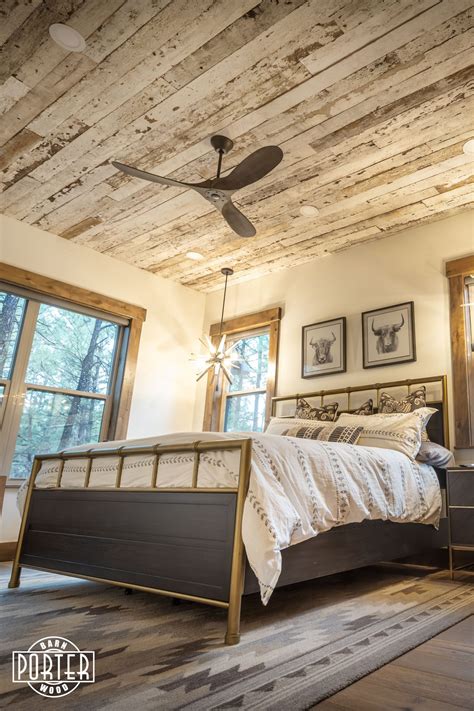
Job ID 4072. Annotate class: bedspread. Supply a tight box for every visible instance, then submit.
[19,431,441,603]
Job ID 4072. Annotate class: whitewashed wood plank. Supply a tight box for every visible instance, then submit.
[137,143,472,272]
[162,0,308,90]
[0,176,41,211]
[74,0,260,126]
[83,0,175,63]
[0,77,29,115]
[300,0,437,74]
[313,154,473,218]
[423,182,474,209]
[191,204,471,290]
[137,14,471,209]
[0,0,87,83]
[96,0,346,200]
[107,9,474,205]
[117,104,471,265]
[0,0,42,46]
[0,53,97,145]
[26,0,257,136]
[23,164,118,225]
[1,119,88,184]
[15,0,127,91]
[151,142,466,278]
[0,129,42,173]
[33,184,112,233]
[27,76,174,183]
[21,1,336,202]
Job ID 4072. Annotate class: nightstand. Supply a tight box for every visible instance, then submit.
[447,466,474,579]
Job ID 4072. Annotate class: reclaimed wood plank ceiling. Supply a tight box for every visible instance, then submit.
[1,0,473,291]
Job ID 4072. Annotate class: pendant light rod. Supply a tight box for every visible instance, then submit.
[190,267,237,385]
[219,267,233,335]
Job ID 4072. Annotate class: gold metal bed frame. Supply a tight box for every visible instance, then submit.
[9,375,448,646]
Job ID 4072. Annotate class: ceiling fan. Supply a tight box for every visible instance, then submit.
[112,135,283,238]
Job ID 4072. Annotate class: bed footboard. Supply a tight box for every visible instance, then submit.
[9,439,252,646]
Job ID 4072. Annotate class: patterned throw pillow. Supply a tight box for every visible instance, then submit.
[379,387,426,414]
[351,399,373,416]
[416,441,455,468]
[337,407,437,459]
[295,397,339,421]
[265,417,324,436]
[379,387,430,441]
[284,424,364,445]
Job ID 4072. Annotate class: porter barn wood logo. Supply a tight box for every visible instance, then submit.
[12,636,95,698]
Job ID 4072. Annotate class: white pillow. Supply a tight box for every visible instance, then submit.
[336,407,437,459]
[265,416,324,436]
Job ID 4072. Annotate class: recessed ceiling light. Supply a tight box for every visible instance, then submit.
[186,251,204,261]
[299,205,319,216]
[462,139,474,155]
[49,23,86,52]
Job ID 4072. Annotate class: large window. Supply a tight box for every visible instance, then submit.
[223,330,270,432]
[203,308,281,433]
[0,266,145,482]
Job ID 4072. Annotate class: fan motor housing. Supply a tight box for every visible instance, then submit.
[210,135,234,154]
[203,189,228,208]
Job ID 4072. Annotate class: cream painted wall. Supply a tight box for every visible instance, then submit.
[194,211,474,456]
[0,214,206,540]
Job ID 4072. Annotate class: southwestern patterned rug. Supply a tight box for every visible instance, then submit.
[0,563,472,710]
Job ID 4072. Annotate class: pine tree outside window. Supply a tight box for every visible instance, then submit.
[0,268,145,483]
[223,330,270,432]
[202,308,281,433]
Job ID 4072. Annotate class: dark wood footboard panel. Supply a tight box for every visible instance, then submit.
[243,518,449,595]
[20,489,237,602]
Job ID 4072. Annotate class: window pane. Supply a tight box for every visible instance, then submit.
[229,333,269,392]
[25,304,119,393]
[10,389,105,479]
[224,393,266,432]
[0,290,26,378]
[0,383,4,410]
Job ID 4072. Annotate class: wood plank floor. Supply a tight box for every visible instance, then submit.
[313,616,474,710]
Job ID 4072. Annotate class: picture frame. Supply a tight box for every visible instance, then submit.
[362,301,416,369]
[301,316,346,379]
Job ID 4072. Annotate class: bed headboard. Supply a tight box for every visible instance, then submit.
[271,375,449,448]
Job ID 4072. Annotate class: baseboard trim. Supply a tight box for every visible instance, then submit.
[0,541,16,562]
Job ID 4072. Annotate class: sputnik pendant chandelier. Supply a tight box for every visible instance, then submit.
[191,268,240,383]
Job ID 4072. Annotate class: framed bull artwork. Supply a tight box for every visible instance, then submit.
[301,316,346,378]
[362,301,416,369]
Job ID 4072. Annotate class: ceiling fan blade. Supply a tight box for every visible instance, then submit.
[221,200,256,237]
[213,146,283,191]
[112,161,212,190]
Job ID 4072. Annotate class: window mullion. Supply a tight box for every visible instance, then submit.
[225,388,266,398]
[23,383,107,400]
[1,300,40,478]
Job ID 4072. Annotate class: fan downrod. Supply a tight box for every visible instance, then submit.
[210,135,234,154]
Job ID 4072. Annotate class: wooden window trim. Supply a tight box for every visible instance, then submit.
[0,263,146,322]
[203,307,281,431]
[0,262,146,442]
[446,255,474,448]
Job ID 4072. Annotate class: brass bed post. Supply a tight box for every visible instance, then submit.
[225,437,252,645]
[8,456,42,589]
[441,374,450,449]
